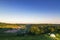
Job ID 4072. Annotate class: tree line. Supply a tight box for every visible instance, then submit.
[0,24,60,36]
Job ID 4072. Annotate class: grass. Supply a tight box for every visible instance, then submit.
[0,34,59,40]
[0,33,60,40]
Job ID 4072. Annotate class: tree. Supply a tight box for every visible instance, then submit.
[30,25,41,35]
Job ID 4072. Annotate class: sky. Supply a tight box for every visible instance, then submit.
[0,0,60,24]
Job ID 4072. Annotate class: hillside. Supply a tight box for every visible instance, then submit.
[0,22,26,28]
[0,22,60,29]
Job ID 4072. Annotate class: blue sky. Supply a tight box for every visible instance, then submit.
[0,0,60,24]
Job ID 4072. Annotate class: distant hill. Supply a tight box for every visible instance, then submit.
[0,22,60,28]
[0,22,26,28]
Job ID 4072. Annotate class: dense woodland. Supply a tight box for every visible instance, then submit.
[0,22,60,36]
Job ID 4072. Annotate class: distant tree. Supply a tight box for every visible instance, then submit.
[56,26,60,33]
[30,25,41,35]
[47,26,56,33]
[17,24,32,36]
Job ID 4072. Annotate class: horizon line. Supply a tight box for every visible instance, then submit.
[0,22,60,24]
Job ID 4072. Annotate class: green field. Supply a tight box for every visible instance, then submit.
[0,34,60,40]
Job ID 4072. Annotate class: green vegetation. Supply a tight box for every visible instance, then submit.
[0,23,60,40]
[0,34,60,40]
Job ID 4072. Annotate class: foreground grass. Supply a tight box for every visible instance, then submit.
[0,35,53,40]
[0,34,58,40]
